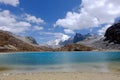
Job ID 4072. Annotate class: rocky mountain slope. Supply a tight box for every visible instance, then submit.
[77,34,120,51]
[55,21,120,51]
[89,38,120,51]
[54,43,94,51]
[0,30,52,52]
[14,36,38,45]
[78,22,120,51]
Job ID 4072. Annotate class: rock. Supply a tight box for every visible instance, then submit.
[105,22,120,43]
[25,36,38,44]
[73,33,85,43]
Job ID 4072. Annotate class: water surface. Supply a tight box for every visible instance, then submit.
[0,52,120,73]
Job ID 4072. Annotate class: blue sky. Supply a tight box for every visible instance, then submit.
[0,0,120,45]
[20,0,81,22]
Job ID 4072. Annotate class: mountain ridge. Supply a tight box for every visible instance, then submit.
[0,30,52,52]
[1,21,120,52]
[59,33,94,46]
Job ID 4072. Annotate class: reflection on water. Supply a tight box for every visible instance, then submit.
[0,52,120,72]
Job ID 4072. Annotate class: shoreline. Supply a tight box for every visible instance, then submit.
[0,72,120,80]
[0,50,120,54]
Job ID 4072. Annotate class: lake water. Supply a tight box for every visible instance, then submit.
[0,52,120,73]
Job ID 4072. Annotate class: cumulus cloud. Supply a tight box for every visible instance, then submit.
[64,29,74,34]
[48,33,70,45]
[40,32,70,45]
[55,0,120,33]
[0,0,19,7]
[0,10,31,33]
[54,12,99,30]
[25,14,44,24]
[54,33,70,42]
[0,10,44,33]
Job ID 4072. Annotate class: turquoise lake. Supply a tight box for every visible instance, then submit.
[0,52,120,73]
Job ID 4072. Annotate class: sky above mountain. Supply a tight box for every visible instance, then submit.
[0,0,120,45]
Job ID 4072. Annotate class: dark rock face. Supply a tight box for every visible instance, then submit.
[105,22,120,43]
[73,33,85,43]
[25,36,38,44]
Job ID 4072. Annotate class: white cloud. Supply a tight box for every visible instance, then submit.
[98,24,112,36]
[54,11,99,30]
[40,32,70,45]
[64,29,74,34]
[0,10,44,33]
[47,39,60,46]
[33,26,43,30]
[54,33,70,42]
[0,0,19,7]
[55,0,120,32]
[25,14,44,24]
[0,10,31,33]
[40,32,70,41]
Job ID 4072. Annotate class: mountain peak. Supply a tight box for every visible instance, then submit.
[73,33,84,43]
[59,33,94,46]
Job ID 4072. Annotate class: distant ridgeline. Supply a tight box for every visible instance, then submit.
[59,33,93,46]
[1,21,120,52]
[0,30,52,52]
[0,30,95,52]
